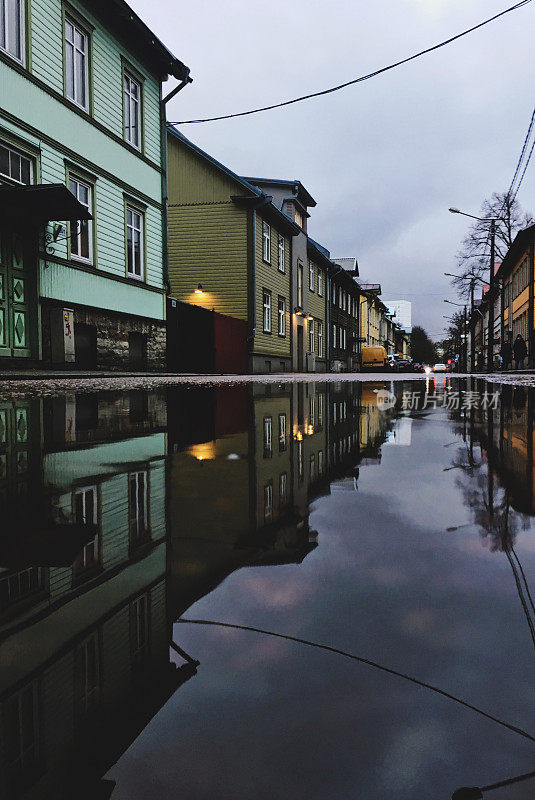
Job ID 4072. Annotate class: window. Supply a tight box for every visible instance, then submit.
[73,486,99,575]
[279,472,287,507]
[262,221,271,262]
[263,289,272,333]
[297,263,303,307]
[310,453,316,481]
[318,450,324,474]
[278,296,286,336]
[309,261,315,291]
[309,396,315,427]
[263,416,272,458]
[4,683,40,790]
[318,394,324,427]
[74,633,100,716]
[318,269,323,297]
[317,320,323,358]
[65,16,89,111]
[264,483,273,522]
[0,568,44,612]
[294,209,303,228]
[0,0,24,62]
[0,142,32,184]
[278,234,285,272]
[131,593,150,668]
[297,439,304,482]
[332,323,337,348]
[69,176,93,263]
[126,205,144,279]
[129,470,149,546]
[343,328,347,349]
[124,70,142,149]
[278,413,287,451]
[308,318,314,353]
[332,286,337,306]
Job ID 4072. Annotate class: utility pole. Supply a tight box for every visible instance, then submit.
[487,219,496,373]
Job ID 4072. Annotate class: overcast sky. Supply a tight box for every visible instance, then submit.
[130,0,535,339]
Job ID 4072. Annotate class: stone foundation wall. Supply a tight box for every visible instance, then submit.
[41,301,166,371]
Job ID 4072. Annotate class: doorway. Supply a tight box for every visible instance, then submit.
[75,324,97,369]
[129,332,147,370]
[297,326,304,372]
[0,227,35,359]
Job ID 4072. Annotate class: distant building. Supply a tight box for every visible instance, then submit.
[383,300,412,332]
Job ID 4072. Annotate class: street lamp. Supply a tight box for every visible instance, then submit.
[448,207,500,373]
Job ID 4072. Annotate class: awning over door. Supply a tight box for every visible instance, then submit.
[0,183,93,224]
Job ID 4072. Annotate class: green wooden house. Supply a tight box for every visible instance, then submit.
[0,0,190,370]
[166,128,300,374]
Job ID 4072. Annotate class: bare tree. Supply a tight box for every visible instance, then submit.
[451,192,534,299]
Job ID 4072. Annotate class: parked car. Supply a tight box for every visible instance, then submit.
[393,358,413,372]
[413,363,425,373]
[433,363,447,373]
[361,346,388,370]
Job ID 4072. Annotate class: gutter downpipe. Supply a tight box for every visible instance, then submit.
[160,70,192,297]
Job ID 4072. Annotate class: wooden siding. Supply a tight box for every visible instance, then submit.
[168,203,249,320]
[254,215,291,358]
[254,396,292,526]
[167,134,246,204]
[30,0,162,163]
[307,261,327,358]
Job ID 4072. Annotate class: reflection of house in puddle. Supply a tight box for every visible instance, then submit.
[167,384,322,618]
[469,384,535,515]
[0,393,196,800]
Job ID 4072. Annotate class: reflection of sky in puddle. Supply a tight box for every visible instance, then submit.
[108,395,535,800]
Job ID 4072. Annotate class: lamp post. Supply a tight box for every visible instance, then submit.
[445,272,489,372]
[448,208,500,372]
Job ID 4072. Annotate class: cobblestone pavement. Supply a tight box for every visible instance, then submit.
[0,371,532,398]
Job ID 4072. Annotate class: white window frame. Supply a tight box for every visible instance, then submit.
[309,261,314,291]
[131,593,150,665]
[264,483,273,522]
[263,416,272,457]
[278,234,285,273]
[263,289,272,333]
[318,394,324,426]
[262,221,271,262]
[317,320,323,358]
[124,70,142,150]
[129,470,149,542]
[69,175,93,264]
[278,296,286,336]
[332,323,337,348]
[0,0,24,64]
[310,453,316,481]
[5,683,40,777]
[0,142,33,185]
[65,15,90,112]
[318,269,323,297]
[75,633,100,715]
[74,485,99,570]
[309,318,315,353]
[279,472,287,506]
[297,263,303,307]
[278,413,286,451]
[126,205,145,280]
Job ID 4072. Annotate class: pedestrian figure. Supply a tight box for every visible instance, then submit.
[501,339,512,371]
[513,334,527,370]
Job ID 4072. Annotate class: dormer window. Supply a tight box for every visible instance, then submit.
[294,209,303,228]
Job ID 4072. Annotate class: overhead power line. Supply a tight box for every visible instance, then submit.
[170,0,532,125]
[507,106,535,199]
[178,618,535,743]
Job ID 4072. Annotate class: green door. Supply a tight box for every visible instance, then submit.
[0,228,34,358]
[0,401,33,506]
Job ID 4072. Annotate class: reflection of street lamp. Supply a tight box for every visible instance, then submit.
[448,207,501,373]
